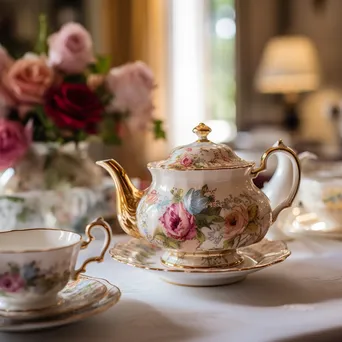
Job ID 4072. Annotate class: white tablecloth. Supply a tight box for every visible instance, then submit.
[2,234,342,342]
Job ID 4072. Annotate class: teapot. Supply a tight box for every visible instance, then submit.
[97,123,301,268]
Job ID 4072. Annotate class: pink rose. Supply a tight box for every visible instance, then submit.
[106,61,155,129]
[221,206,248,240]
[0,273,25,293]
[3,57,55,104]
[180,155,193,167]
[48,22,95,74]
[160,202,197,241]
[0,119,32,170]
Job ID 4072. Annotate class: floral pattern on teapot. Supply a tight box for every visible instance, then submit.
[150,143,253,171]
[138,184,271,251]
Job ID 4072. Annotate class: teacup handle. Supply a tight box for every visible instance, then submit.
[73,217,112,280]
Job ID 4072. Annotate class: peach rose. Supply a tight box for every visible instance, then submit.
[48,22,95,74]
[3,56,55,104]
[106,61,155,129]
[221,206,249,240]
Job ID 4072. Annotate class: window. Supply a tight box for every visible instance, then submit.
[169,0,236,147]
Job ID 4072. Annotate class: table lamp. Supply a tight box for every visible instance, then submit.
[254,35,321,132]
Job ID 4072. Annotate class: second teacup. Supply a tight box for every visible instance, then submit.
[0,217,112,311]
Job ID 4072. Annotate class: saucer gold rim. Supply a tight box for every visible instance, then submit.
[0,276,121,332]
[109,239,291,274]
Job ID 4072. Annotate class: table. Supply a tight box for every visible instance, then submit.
[2,234,342,342]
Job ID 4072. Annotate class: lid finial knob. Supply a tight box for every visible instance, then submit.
[193,123,212,142]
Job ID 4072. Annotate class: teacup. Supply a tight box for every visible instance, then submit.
[0,217,112,311]
[299,160,342,229]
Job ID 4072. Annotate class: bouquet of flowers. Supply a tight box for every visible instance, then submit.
[0,15,165,191]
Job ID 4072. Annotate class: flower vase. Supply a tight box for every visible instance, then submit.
[0,142,113,233]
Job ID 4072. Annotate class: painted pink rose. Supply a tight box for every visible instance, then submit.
[3,57,56,104]
[221,206,248,240]
[48,22,95,74]
[0,273,25,293]
[160,202,197,241]
[180,155,193,167]
[0,119,32,170]
[146,190,158,204]
[106,61,155,130]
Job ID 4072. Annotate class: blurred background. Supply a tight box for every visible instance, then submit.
[1,0,342,180]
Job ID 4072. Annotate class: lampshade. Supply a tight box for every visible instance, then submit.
[255,35,321,94]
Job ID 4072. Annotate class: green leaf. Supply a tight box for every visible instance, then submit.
[200,207,221,216]
[201,184,209,194]
[246,222,259,233]
[154,234,167,244]
[89,55,112,74]
[171,189,183,203]
[95,83,113,106]
[153,226,163,238]
[195,214,210,229]
[223,240,232,249]
[34,14,49,55]
[153,119,166,140]
[196,230,206,244]
[212,216,225,223]
[8,263,19,275]
[167,240,180,249]
[99,115,122,145]
[64,74,87,84]
[248,204,258,220]
[0,196,24,203]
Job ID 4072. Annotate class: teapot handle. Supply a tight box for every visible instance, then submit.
[251,140,301,223]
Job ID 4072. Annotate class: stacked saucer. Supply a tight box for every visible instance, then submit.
[0,275,121,332]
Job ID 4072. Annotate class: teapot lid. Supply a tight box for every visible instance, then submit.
[148,123,254,170]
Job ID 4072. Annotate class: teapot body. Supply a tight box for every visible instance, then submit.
[137,167,272,253]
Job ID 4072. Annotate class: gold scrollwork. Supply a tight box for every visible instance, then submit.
[73,217,112,280]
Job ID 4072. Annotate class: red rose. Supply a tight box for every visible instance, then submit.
[44,83,103,133]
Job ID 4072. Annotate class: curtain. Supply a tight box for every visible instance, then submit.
[85,0,168,179]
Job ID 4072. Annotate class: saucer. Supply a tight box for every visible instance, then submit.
[0,275,121,332]
[109,238,291,286]
[0,275,108,320]
[280,206,342,240]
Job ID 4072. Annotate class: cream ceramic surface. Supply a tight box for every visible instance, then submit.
[0,275,121,332]
[97,123,300,269]
[109,238,291,286]
[0,217,112,311]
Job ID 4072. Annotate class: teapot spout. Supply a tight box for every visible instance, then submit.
[96,159,144,238]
